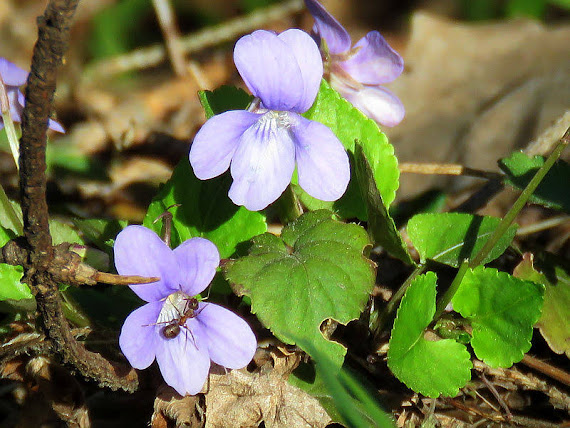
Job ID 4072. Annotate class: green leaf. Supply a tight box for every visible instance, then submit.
[49,220,84,245]
[499,151,570,213]
[88,0,154,59]
[198,85,252,119]
[225,210,375,367]
[299,80,400,220]
[0,226,11,247]
[407,213,517,267]
[453,266,544,367]
[388,272,472,397]
[513,254,570,358]
[354,143,413,264]
[291,344,395,428]
[0,264,32,301]
[73,218,128,253]
[67,285,143,329]
[143,160,266,258]
[46,140,107,179]
[505,0,546,18]
[0,191,23,237]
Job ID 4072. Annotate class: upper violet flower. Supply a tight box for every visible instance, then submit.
[304,0,405,127]
[115,225,257,396]
[0,58,64,133]
[190,29,350,211]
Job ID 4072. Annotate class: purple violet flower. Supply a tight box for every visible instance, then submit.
[190,29,350,211]
[304,0,405,127]
[0,58,64,133]
[115,225,257,396]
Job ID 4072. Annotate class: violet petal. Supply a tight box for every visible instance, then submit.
[228,112,296,210]
[340,31,404,85]
[277,29,323,113]
[304,0,351,55]
[6,89,25,123]
[190,110,260,180]
[196,303,257,369]
[155,321,211,396]
[0,58,28,86]
[173,237,220,296]
[332,78,405,127]
[114,225,180,302]
[234,30,304,112]
[48,118,66,133]
[292,116,350,201]
[118,301,162,369]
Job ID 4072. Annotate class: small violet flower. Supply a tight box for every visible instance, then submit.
[190,29,350,211]
[115,226,257,396]
[304,0,405,127]
[0,58,64,133]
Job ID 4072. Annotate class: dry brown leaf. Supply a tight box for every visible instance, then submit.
[204,350,331,428]
[73,78,204,154]
[72,55,230,155]
[152,384,204,428]
[26,356,91,428]
[109,157,173,190]
[385,13,570,199]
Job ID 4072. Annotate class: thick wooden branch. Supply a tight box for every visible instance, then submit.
[15,0,139,392]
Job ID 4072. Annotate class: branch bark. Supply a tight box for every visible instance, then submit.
[15,0,139,392]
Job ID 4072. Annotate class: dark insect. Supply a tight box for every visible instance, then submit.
[161,297,200,340]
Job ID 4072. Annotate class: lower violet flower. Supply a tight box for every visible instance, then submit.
[190,29,350,211]
[0,58,64,133]
[304,0,405,127]
[115,225,257,396]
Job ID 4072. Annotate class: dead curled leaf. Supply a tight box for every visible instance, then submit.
[152,384,204,428]
[203,349,331,428]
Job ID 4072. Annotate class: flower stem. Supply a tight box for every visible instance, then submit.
[0,76,21,169]
[470,135,568,268]
[434,260,469,320]
[276,184,303,225]
[434,131,569,320]
[372,263,425,348]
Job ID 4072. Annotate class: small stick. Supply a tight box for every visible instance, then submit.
[445,397,504,423]
[516,215,570,236]
[399,162,503,180]
[520,354,570,387]
[153,203,181,247]
[480,372,513,421]
[94,272,160,286]
[82,0,304,82]
[151,0,186,77]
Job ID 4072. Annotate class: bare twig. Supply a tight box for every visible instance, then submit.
[151,0,186,76]
[399,162,503,180]
[480,373,513,421]
[95,272,160,286]
[15,0,139,392]
[473,359,570,412]
[516,215,570,236]
[520,354,570,387]
[1,240,159,287]
[83,0,304,82]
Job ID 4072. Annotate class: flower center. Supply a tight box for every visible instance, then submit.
[258,110,291,129]
[156,291,200,340]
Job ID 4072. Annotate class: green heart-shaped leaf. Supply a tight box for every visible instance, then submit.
[453,266,544,367]
[388,272,472,397]
[225,210,375,367]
